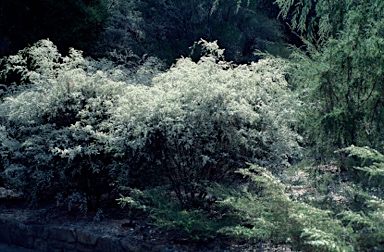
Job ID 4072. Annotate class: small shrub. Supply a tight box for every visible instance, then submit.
[117,186,235,242]
[338,146,384,250]
[216,164,353,251]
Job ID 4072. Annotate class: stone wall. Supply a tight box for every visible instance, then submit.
[0,217,167,252]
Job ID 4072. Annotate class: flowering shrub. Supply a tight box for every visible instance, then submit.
[109,40,302,207]
[0,40,127,209]
[0,39,301,210]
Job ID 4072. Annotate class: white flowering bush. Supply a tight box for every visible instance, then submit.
[0,39,302,211]
[0,40,128,209]
[110,40,302,207]
[0,39,87,86]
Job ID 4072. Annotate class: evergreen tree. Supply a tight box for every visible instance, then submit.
[276,0,384,160]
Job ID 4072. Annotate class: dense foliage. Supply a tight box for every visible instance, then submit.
[107,40,301,207]
[0,0,108,57]
[1,1,383,251]
[0,40,128,209]
[0,39,300,209]
[276,0,384,161]
[92,0,288,64]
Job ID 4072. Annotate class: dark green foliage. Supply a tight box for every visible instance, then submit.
[277,0,384,162]
[119,187,229,242]
[0,0,108,57]
[0,9,383,249]
[337,146,384,250]
[93,0,287,64]
[119,164,357,250]
[339,146,384,192]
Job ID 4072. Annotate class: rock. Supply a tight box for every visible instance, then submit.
[76,243,94,252]
[48,227,76,243]
[33,239,47,251]
[9,222,31,248]
[120,238,139,252]
[95,236,122,252]
[121,238,155,252]
[27,225,47,240]
[0,219,12,244]
[77,230,98,246]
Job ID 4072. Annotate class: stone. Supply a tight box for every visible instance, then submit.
[0,220,12,244]
[49,239,65,249]
[95,236,123,252]
[77,230,98,246]
[9,222,31,248]
[63,242,76,250]
[121,238,154,252]
[50,248,64,252]
[76,243,94,252]
[151,245,167,252]
[120,238,137,252]
[48,226,76,243]
[27,224,47,239]
[34,238,48,251]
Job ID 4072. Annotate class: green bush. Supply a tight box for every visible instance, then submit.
[276,0,384,162]
[338,146,384,250]
[119,164,356,250]
[117,186,232,242]
[215,164,354,251]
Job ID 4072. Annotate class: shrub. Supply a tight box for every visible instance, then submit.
[276,0,384,162]
[108,40,302,208]
[216,164,354,251]
[1,39,301,212]
[338,146,384,250]
[118,163,356,250]
[0,40,128,210]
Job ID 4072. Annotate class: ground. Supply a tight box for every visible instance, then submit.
[0,187,295,252]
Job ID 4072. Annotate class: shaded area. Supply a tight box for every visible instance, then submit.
[0,0,108,57]
[0,243,36,252]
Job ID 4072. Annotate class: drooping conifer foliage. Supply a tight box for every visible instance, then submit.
[276,0,384,161]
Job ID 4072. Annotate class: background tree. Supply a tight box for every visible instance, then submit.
[0,0,108,57]
[93,0,288,65]
[276,0,384,162]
